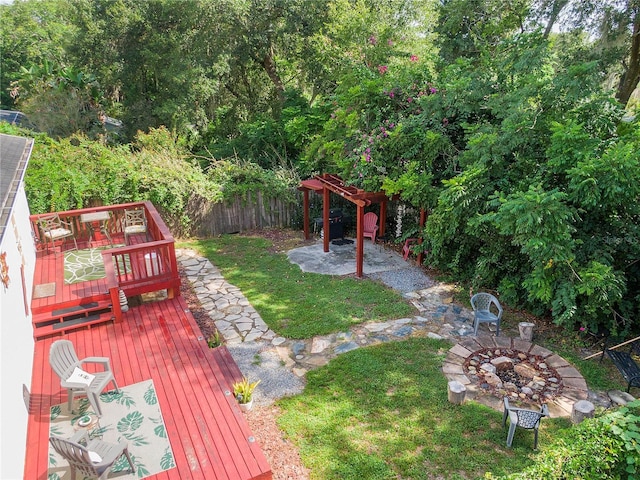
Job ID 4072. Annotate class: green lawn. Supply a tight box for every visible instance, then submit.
[179,235,415,338]
[179,232,625,479]
[277,338,572,480]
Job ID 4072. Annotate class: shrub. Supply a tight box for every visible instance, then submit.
[23,127,215,229]
[207,157,299,204]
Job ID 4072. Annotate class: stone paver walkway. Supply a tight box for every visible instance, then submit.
[176,248,629,413]
[177,247,474,370]
[178,250,277,344]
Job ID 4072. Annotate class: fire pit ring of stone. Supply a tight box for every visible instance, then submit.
[442,336,589,418]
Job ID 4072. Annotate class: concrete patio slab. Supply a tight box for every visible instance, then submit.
[286,238,412,276]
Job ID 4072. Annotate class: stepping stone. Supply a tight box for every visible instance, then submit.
[371,334,390,343]
[292,342,306,356]
[244,331,263,342]
[214,320,231,329]
[608,390,636,406]
[262,330,276,340]
[336,332,354,342]
[392,325,413,337]
[180,258,201,267]
[311,338,331,353]
[335,342,359,354]
[364,322,390,333]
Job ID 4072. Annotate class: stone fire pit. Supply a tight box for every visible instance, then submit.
[465,347,562,402]
[442,336,589,417]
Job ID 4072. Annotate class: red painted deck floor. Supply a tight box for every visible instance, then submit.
[31,233,141,312]
[26,251,272,479]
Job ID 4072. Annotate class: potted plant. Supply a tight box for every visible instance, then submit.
[207,330,223,348]
[232,376,260,411]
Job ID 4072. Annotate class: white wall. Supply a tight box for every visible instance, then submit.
[0,184,36,479]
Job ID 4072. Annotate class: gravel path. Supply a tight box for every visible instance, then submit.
[367,265,436,293]
[226,342,305,406]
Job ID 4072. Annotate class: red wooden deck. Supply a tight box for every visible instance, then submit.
[26,258,272,479]
[31,229,147,314]
[31,241,111,312]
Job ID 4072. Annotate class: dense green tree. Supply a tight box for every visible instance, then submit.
[66,0,225,139]
[3,0,439,145]
[3,0,639,334]
[9,56,110,139]
[307,25,640,333]
[0,0,73,108]
[530,0,640,106]
[428,35,639,332]
[195,0,437,168]
[435,0,530,63]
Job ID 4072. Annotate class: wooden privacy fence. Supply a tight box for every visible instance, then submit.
[183,191,300,237]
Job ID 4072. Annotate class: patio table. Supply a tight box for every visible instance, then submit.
[80,211,112,247]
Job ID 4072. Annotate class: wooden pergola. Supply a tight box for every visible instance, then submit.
[298,174,392,278]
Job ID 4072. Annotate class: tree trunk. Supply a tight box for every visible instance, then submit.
[543,0,570,39]
[262,45,285,101]
[447,381,466,405]
[617,11,640,106]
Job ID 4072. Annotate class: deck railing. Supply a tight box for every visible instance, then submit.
[30,201,181,322]
[30,201,165,247]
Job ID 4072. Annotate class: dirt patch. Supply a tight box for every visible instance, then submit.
[245,405,310,480]
[241,227,313,253]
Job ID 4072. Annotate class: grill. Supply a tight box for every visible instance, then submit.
[315,209,345,240]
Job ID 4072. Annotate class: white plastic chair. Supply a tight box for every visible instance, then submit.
[502,397,548,449]
[49,340,118,417]
[471,292,503,336]
[50,431,134,480]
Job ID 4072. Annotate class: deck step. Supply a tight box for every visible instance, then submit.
[33,311,114,339]
[32,296,113,339]
[33,299,112,328]
[51,302,100,317]
[31,293,111,317]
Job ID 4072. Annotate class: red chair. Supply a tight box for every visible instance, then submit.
[402,238,418,260]
[363,212,379,242]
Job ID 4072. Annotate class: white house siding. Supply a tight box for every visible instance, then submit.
[0,136,36,479]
